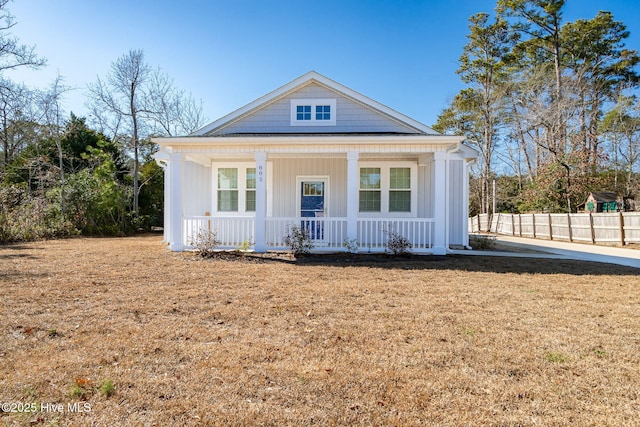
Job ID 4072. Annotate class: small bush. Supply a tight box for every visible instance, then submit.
[343,238,358,254]
[189,228,221,257]
[284,224,314,257]
[384,226,411,255]
[470,234,496,250]
[237,239,252,252]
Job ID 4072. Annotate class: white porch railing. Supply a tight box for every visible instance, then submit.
[265,217,347,250]
[184,216,255,249]
[357,218,434,252]
[183,216,435,252]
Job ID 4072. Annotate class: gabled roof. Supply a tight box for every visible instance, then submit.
[192,71,440,137]
[587,191,618,202]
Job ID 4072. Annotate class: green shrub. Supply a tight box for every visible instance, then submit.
[0,184,77,243]
[284,224,314,257]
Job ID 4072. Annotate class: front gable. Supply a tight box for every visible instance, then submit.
[194,71,439,137]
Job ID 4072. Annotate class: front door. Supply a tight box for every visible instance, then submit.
[300,180,326,240]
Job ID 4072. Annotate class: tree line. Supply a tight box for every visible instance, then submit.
[0,1,205,242]
[2,0,639,243]
[434,0,640,215]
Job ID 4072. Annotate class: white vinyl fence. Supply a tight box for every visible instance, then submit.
[469,212,640,245]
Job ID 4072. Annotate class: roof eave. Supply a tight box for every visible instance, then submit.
[153,134,465,146]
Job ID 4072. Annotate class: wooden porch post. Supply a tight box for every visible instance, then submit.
[346,151,359,244]
[254,152,267,252]
[432,152,447,255]
[169,152,184,251]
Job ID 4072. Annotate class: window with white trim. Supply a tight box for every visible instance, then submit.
[213,164,257,214]
[290,99,336,126]
[389,167,411,212]
[246,168,256,212]
[296,105,311,121]
[358,163,417,216]
[315,105,331,120]
[359,168,381,212]
[217,168,238,212]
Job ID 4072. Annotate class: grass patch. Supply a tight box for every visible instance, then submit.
[99,380,115,397]
[544,352,569,363]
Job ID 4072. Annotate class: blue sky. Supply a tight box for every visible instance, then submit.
[9,0,640,129]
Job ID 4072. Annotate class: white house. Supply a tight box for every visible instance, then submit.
[153,71,477,254]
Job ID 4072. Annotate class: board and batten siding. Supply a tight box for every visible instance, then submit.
[182,161,211,216]
[183,157,439,219]
[447,159,465,246]
[180,157,449,223]
[417,161,434,219]
[270,157,347,217]
[213,83,418,135]
[271,157,436,220]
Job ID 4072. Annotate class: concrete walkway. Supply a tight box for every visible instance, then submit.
[452,234,640,269]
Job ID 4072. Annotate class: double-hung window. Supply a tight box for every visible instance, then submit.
[358,163,416,216]
[214,164,259,214]
[245,168,256,212]
[217,168,238,212]
[389,167,411,212]
[291,99,336,126]
[359,168,381,212]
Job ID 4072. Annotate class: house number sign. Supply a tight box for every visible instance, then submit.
[258,165,264,183]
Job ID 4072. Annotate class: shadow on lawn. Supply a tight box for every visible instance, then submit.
[0,271,49,283]
[0,245,40,260]
[199,252,640,276]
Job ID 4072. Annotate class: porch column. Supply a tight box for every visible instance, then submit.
[462,160,470,248]
[346,151,359,243]
[432,151,447,255]
[254,152,267,252]
[169,152,184,251]
[162,161,170,243]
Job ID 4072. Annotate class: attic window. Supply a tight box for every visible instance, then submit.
[296,105,311,120]
[291,99,336,126]
[316,105,331,120]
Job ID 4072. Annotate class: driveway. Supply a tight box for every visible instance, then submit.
[457,234,640,269]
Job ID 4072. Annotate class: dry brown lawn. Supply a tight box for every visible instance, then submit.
[1,235,639,426]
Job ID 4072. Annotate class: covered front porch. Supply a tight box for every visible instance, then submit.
[155,135,475,255]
